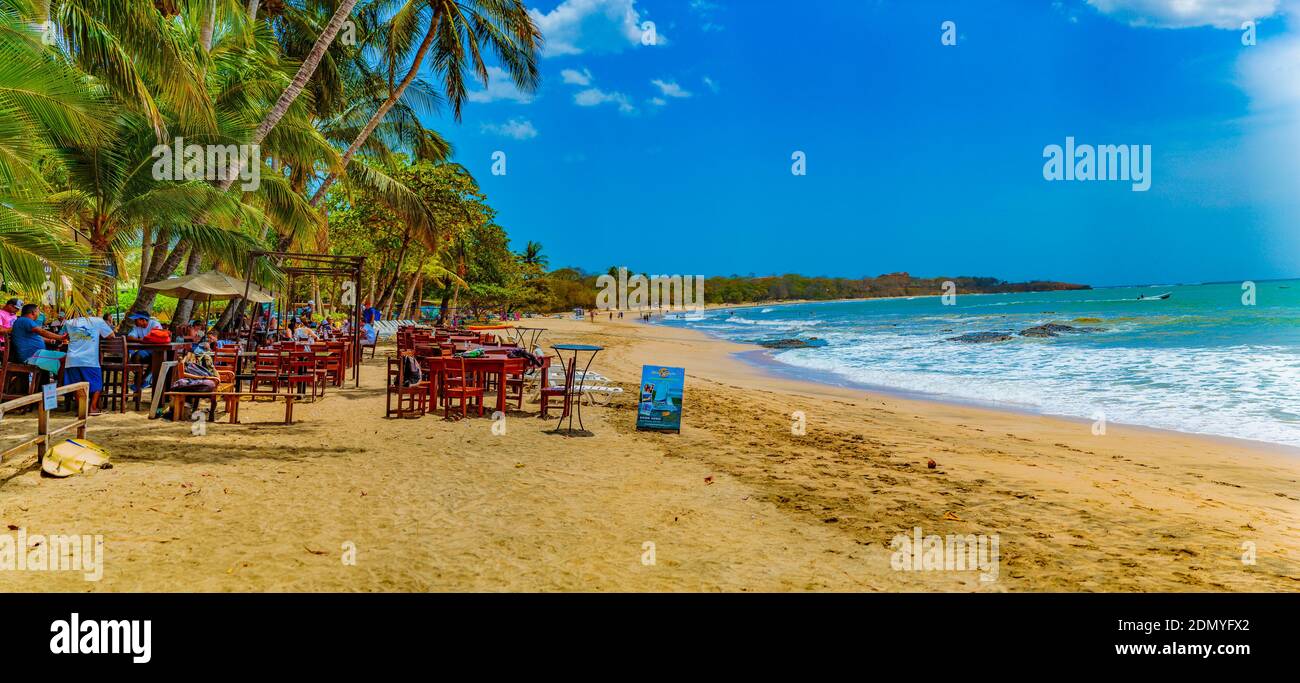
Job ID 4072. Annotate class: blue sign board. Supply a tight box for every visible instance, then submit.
[42,383,58,411]
[635,365,685,433]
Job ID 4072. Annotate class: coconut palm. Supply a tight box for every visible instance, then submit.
[220,0,360,191]
[520,241,546,269]
[307,0,541,206]
[0,2,106,292]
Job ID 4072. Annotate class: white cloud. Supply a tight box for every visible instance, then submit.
[574,87,635,113]
[466,66,534,104]
[1086,0,1279,29]
[649,97,667,106]
[560,68,593,85]
[480,118,539,140]
[528,0,664,57]
[690,0,725,31]
[702,76,719,93]
[651,79,692,98]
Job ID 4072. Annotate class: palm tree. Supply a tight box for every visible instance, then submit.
[0,3,105,292]
[520,241,547,269]
[306,0,541,207]
[215,0,361,191]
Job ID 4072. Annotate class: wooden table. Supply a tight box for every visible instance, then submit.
[125,341,189,406]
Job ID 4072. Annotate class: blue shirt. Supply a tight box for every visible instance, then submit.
[363,307,380,324]
[11,317,46,362]
[126,318,161,338]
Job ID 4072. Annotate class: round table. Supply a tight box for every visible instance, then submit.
[511,326,546,351]
[550,344,603,436]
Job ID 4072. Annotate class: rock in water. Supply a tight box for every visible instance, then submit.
[1018,323,1104,338]
[946,332,1014,343]
[759,338,825,349]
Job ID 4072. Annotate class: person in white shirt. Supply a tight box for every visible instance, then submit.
[62,312,116,415]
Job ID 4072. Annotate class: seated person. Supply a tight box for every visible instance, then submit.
[293,321,319,342]
[10,303,68,385]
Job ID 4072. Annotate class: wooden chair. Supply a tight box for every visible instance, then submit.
[286,350,322,401]
[0,334,66,404]
[500,357,528,411]
[385,355,428,418]
[0,333,43,405]
[98,336,144,412]
[249,350,282,396]
[321,341,346,386]
[439,356,484,419]
[169,360,235,422]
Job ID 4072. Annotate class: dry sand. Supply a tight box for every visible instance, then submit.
[1,317,1297,592]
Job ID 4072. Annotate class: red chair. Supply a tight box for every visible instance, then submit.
[321,342,346,386]
[385,355,428,418]
[286,350,322,400]
[249,350,282,395]
[0,333,41,402]
[501,357,528,411]
[439,356,484,418]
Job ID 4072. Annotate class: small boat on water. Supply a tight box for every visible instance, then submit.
[1137,292,1171,300]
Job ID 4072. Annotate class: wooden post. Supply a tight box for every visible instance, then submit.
[36,394,48,465]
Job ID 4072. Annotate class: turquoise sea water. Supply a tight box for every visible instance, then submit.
[656,281,1300,448]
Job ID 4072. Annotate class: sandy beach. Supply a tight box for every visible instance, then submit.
[1,317,1296,592]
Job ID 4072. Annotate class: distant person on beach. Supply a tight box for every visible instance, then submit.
[362,301,380,325]
[62,311,115,415]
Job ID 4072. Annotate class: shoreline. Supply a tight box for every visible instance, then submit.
[3,316,1296,592]
[732,336,1300,457]
[642,303,1300,456]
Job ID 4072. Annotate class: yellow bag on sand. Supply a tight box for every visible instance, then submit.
[42,439,112,478]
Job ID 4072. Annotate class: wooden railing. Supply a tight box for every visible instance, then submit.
[0,382,89,465]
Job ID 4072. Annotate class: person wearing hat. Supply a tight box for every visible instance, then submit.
[0,297,21,334]
[126,312,162,390]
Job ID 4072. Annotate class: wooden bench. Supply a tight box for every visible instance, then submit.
[165,391,299,425]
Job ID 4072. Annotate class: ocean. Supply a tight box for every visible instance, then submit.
[655,281,1300,449]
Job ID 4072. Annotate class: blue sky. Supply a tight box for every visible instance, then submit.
[426,0,1300,287]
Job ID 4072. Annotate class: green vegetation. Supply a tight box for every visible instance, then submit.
[0,0,539,327]
[531,270,1089,312]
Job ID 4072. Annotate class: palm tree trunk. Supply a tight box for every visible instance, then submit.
[437,285,451,325]
[247,0,260,21]
[146,230,172,282]
[378,235,411,318]
[399,261,423,320]
[172,249,203,328]
[308,22,439,207]
[200,0,216,52]
[139,226,154,285]
[218,0,360,191]
[130,243,190,317]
